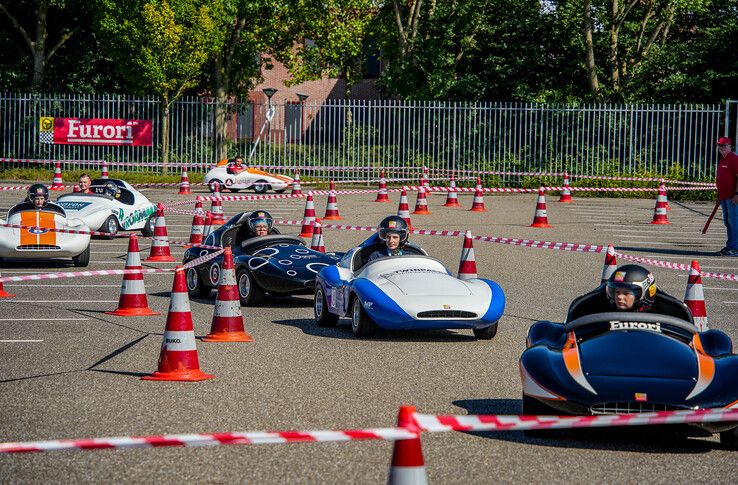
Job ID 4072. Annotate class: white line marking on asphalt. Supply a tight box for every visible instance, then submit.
[721,301,738,304]
[0,340,43,343]
[0,318,90,321]
[703,287,738,290]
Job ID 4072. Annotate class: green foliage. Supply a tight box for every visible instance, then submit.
[0,166,204,183]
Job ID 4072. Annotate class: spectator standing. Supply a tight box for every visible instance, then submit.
[716,137,738,256]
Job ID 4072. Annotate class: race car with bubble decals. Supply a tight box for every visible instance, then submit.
[56,178,157,239]
[204,160,293,194]
[313,233,506,340]
[0,200,91,266]
[182,212,342,305]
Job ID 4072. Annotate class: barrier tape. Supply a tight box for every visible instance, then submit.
[614,252,738,282]
[404,186,710,194]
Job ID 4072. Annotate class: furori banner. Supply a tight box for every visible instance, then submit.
[38,117,153,146]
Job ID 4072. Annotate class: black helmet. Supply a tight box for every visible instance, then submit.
[248,210,273,232]
[606,264,657,311]
[103,181,119,198]
[377,215,409,245]
[27,183,49,205]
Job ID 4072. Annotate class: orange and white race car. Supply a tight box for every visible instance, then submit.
[0,201,91,266]
[203,160,293,194]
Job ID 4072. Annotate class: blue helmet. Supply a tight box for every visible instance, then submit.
[248,210,273,232]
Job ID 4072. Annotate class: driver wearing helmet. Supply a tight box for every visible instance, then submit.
[368,215,410,262]
[247,210,273,237]
[104,182,121,199]
[605,264,657,312]
[27,183,50,209]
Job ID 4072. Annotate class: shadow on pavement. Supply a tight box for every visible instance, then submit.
[272,318,478,342]
[616,246,720,258]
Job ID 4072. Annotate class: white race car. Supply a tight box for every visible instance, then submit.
[0,201,91,266]
[204,160,293,194]
[56,178,158,239]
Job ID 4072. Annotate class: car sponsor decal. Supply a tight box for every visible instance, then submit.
[382,268,447,276]
[57,201,91,211]
[20,212,56,246]
[225,178,234,186]
[119,204,156,230]
[635,393,647,402]
[609,321,662,333]
[209,263,220,286]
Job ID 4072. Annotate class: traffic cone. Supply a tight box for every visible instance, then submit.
[530,188,552,228]
[299,193,316,238]
[420,167,429,189]
[559,172,573,203]
[660,180,671,211]
[72,184,80,193]
[323,190,342,220]
[50,161,65,190]
[203,247,253,342]
[106,235,159,316]
[291,170,302,196]
[412,187,431,215]
[469,187,487,212]
[444,173,461,207]
[0,267,16,298]
[475,176,482,191]
[187,199,205,247]
[142,267,214,381]
[650,184,670,224]
[600,245,617,284]
[329,180,336,191]
[203,211,213,239]
[178,167,191,195]
[375,170,390,202]
[458,230,478,280]
[310,218,326,253]
[210,182,226,225]
[397,189,414,230]
[685,260,709,331]
[100,161,109,179]
[387,405,427,485]
[145,204,176,262]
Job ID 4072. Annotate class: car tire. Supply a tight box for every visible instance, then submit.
[141,214,156,237]
[522,395,557,438]
[73,245,91,267]
[236,267,264,306]
[473,322,498,340]
[229,188,241,193]
[351,295,377,338]
[252,180,269,194]
[209,179,223,193]
[720,427,738,449]
[186,267,212,299]
[314,286,339,327]
[102,215,119,240]
[275,188,286,194]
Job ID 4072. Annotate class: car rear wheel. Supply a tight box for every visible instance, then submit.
[141,214,156,237]
[209,179,223,193]
[101,215,119,240]
[522,395,558,438]
[236,267,264,306]
[73,245,91,267]
[720,427,738,449]
[351,295,377,338]
[314,287,339,327]
[252,180,269,194]
[186,267,212,298]
[473,322,498,340]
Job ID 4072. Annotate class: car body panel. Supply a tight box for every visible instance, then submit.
[204,164,293,192]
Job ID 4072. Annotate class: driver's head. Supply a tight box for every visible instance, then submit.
[27,184,49,208]
[78,173,91,191]
[606,264,656,311]
[248,210,273,236]
[233,155,244,166]
[378,215,409,251]
[104,182,120,198]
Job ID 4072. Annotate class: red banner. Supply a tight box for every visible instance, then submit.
[40,117,152,146]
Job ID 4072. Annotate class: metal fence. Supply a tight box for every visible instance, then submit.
[0,93,730,180]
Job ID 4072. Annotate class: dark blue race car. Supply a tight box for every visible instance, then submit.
[183,212,342,305]
[519,288,738,447]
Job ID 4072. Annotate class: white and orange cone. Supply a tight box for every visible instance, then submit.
[650,184,670,224]
[203,247,253,342]
[684,260,709,332]
[145,204,176,262]
[600,245,617,285]
[203,211,213,239]
[329,180,336,191]
[397,189,414,230]
[469,187,487,212]
[375,170,390,202]
[458,230,478,280]
[530,188,552,228]
[387,405,427,485]
[444,173,461,207]
[106,234,159,316]
[660,179,671,211]
[50,161,65,190]
[142,267,214,382]
[100,161,109,179]
[323,190,342,220]
[559,172,573,203]
[291,170,303,196]
[178,166,191,195]
[187,199,205,247]
[420,167,430,189]
[72,184,80,193]
[210,182,226,226]
[412,187,431,215]
[475,176,483,191]
[299,193,316,238]
[310,218,326,253]
[0,267,16,298]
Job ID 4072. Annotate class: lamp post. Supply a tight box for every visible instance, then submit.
[262,88,277,161]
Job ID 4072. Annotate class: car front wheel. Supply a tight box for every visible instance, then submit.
[314,286,339,327]
[351,295,377,338]
[141,214,156,237]
[473,322,498,340]
[252,180,269,194]
[73,245,91,267]
[209,179,223,193]
[186,267,212,298]
[102,215,118,240]
[720,427,738,449]
[236,267,264,306]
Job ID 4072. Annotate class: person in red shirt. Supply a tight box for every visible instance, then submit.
[226,155,246,175]
[78,173,92,193]
[716,137,738,256]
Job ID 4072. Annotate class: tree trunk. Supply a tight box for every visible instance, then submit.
[30,0,49,89]
[161,102,170,174]
[583,0,600,96]
[609,0,620,93]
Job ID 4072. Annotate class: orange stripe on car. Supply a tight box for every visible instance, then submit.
[19,211,57,246]
[686,333,715,400]
[562,331,597,394]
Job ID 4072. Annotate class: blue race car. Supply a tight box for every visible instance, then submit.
[183,212,341,305]
[520,288,738,447]
[313,233,505,339]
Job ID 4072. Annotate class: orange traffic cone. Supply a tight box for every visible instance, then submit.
[100,161,109,179]
[291,170,303,196]
[387,405,427,485]
[413,187,431,215]
[329,180,336,191]
[375,170,390,202]
[0,267,16,298]
[178,166,191,195]
[559,172,573,203]
[444,173,461,207]
[685,260,709,332]
[310,218,326,253]
[420,167,429,189]
[323,190,342,220]
[50,161,65,190]
[397,189,414,230]
[187,199,205,247]
[530,188,552,228]
[106,235,159,316]
[475,176,482,191]
[72,184,80,193]
[660,179,671,211]
[600,245,617,284]
[210,182,225,225]
[299,193,316,238]
[145,204,176,262]
[469,187,487,212]
[203,247,253,342]
[650,184,670,224]
[203,211,213,239]
[458,230,478,280]
[142,267,214,381]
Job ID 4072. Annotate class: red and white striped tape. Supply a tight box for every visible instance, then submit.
[614,252,738,282]
[404,185,709,194]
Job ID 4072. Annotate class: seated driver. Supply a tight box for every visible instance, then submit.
[104,182,121,199]
[27,183,50,209]
[368,215,411,262]
[248,210,274,237]
[605,264,657,312]
[227,155,246,175]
